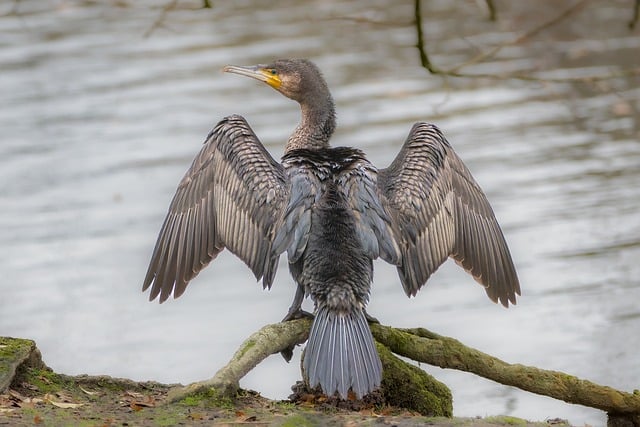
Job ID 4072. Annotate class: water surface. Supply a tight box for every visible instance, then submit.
[1,1,639,425]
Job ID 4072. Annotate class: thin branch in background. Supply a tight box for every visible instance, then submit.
[485,0,497,21]
[630,0,640,29]
[143,0,178,38]
[450,0,587,73]
[414,0,440,73]
[203,0,212,8]
[414,0,640,83]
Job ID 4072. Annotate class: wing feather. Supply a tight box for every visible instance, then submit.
[143,115,289,302]
[379,122,520,306]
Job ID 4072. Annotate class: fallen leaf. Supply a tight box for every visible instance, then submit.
[8,389,27,402]
[48,400,84,409]
[79,385,98,396]
[124,390,144,399]
[131,400,154,408]
[34,415,43,424]
[20,382,39,391]
[187,412,204,421]
[44,394,84,409]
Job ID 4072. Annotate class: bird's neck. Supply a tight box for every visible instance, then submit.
[286,97,336,152]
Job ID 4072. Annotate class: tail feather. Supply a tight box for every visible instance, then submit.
[303,305,382,399]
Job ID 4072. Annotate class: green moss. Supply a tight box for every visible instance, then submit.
[376,342,452,417]
[0,337,34,355]
[146,408,183,426]
[483,415,529,425]
[178,386,234,409]
[0,337,35,375]
[277,413,319,427]
[22,367,71,394]
[236,339,256,359]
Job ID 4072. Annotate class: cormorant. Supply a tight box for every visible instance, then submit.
[142,59,520,400]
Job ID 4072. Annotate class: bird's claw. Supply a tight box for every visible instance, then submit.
[282,309,314,322]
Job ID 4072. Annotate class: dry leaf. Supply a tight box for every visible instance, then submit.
[44,394,84,409]
[131,400,154,408]
[20,382,39,392]
[8,389,27,402]
[187,412,204,421]
[124,390,144,399]
[33,415,43,424]
[79,386,98,396]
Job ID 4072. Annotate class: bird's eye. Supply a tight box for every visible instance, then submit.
[269,69,277,75]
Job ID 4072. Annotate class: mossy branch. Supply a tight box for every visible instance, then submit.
[167,318,311,402]
[168,319,640,420]
[369,325,640,415]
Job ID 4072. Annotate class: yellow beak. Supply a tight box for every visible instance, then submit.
[223,64,282,89]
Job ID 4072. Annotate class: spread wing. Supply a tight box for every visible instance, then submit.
[142,114,289,303]
[378,122,520,307]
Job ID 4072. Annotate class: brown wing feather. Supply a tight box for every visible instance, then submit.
[378,122,520,307]
[143,114,288,303]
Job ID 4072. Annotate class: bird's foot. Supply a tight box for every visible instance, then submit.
[282,309,314,322]
[280,309,313,362]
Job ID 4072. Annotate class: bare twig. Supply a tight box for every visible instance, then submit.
[485,0,497,21]
[631,0,640,29]
[143,0,178,38]
[414,0,440,73]
[449,0,588,73]
[414,0,639,83]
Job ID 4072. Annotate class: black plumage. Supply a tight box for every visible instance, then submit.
[142,58,520,399]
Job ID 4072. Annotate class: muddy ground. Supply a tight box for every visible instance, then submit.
[0,367,572,427]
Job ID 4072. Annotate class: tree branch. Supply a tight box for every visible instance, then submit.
[167,318,640,423]
[370,325,640,415]
[143,0,178,38]
[167,318,311,402]
[414,0,640,82]
[631,0,640,29]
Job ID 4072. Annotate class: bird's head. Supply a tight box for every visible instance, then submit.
[223,59,329,105]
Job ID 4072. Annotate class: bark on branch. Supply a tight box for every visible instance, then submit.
[369,325,640,416]
[166,319,311,402]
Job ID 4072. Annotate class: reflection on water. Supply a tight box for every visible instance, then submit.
[1,1,639,425]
